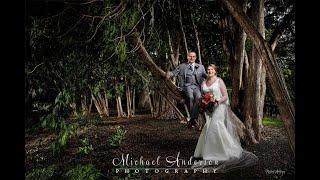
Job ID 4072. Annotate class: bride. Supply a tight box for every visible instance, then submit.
[192,64,258,172]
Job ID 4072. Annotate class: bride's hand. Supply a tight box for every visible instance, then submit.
[214,101,219,107]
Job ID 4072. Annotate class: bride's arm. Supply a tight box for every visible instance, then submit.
[218,78,228,104]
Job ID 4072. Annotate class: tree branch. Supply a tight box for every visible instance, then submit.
[269,7,295,51]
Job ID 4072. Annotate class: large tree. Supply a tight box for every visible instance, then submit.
[26,0,295,154]
[219,0,295,154]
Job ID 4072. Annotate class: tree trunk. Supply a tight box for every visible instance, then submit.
[178,0,189,55]
[240,50,249,119]
[116,95,124,118]
[243,0,266,143]
[167,29,180,69]
[243,50,259,144]
[91,93,103,116]
[191,12,202,64]
[132,88,135,116]
[220,0,295,154]
[129,31,184,103]
[219,0,251,143]
[88,96,93,114]
[81,94,89,116]
[230,0,247,117]
[138,88,150,109]
[148,92,154,117]
[159,91,185,122]
[104,92,109,117]
[91,91,109,117]
[97,92,108,115]
[126,78,132,118]
[70,102,78,117]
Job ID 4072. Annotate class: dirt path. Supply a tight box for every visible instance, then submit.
[25,116,295,179]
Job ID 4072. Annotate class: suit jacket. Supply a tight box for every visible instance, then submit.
[169,62,207,88]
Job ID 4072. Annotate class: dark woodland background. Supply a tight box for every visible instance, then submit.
[2,0,317,179]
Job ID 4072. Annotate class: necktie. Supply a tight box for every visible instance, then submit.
[190,64,194,72]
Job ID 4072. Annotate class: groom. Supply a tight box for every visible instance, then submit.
[166,51,207,128]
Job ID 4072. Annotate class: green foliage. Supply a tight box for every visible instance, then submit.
[77,113,102,127]
[116,40,127,62]
[26,0,295,144]
[38,89,79,156]
[121,7,139,30]
[107,126,127,147]
[263,117,284,128]
[64,164,103,180]
[283,67,295,101]
[60,89,74,104]
[26,123,41,135]
[95,80,104,94]
[114,82,125,96]
[26,165,57,180]
[40,113,60,131]
[51,121,78,156]
[78,138,94,155]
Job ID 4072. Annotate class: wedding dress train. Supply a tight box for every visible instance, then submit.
[192,78,258,172]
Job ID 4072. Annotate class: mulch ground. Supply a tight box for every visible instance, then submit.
[25,115,295,179]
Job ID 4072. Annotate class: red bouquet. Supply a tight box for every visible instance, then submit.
[199,92,218,113]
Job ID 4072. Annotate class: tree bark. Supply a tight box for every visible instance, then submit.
[97,92,108,115]
[91,91,109,117]
[81,94,89,116]
[244,0,266,142]
[132,88,135,116]
[138,88,150,109]
[167,29,180,69]
[125,77,132,118]
[243,50,259,144]
[129,31,184,104]
[91,93,103,116]
[230,0,247,117]
[191,13,202,64]
[148,92,154,116]
[178,0,189,55]
[159,91,185,122]
[104,92,109,117]
[88,96,93,114]
[116,95,124,117]
[220,0,295,154]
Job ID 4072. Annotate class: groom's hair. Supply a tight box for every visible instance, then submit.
[188,51,197,55]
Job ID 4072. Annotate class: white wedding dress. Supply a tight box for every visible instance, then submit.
[192,78,258,172]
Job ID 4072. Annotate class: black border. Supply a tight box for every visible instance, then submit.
[1,0,25,179]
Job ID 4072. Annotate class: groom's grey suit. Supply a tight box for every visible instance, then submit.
[168,62,207,120]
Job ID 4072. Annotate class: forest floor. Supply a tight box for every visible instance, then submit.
[25,115,295,179]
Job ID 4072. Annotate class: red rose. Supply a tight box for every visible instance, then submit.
[200,92,216,113]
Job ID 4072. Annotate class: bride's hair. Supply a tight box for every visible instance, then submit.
[208,64,218,75]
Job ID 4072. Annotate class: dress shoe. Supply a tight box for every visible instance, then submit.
[187,119,196,129]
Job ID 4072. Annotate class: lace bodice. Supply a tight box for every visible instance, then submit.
[201,78,229,105]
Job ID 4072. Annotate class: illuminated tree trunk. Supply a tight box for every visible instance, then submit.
[220,0,295,154]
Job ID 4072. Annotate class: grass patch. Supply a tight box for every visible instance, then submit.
[263,117,284,127]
